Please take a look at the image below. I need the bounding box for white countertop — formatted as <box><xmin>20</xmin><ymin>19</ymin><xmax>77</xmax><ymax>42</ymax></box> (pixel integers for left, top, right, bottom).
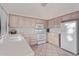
<box><xmin>0</xmin><ymin>34</ymin><xmax>34</xmax><ymax>56</ymax></box>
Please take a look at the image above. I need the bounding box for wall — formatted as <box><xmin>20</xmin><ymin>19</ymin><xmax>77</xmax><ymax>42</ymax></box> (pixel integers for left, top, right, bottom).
<box><xmin>0</xmin><ymin>5</ymin><xmax>9</xmax><ymax>39</ymax></box>
<box><xmin>9</xmin><ymin>14</ymin><xmax>48</xmax><ymax>45</ymax></box>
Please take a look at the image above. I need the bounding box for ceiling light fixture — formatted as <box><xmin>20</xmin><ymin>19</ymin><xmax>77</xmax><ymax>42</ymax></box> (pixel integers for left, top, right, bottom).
<box><xmin>41</xmin><ymin>3</ymin><xmax>48</xmax><ymax>7</ymax></box>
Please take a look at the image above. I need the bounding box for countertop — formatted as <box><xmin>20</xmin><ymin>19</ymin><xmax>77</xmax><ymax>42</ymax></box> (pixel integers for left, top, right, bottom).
<box><xmin>0</xmin><ymin>34</ymin><xmax>34</xmax><ymax>56</ymax></box>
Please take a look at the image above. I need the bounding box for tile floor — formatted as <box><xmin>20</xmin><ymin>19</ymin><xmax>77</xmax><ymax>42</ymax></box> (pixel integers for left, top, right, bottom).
<box><xmin>31</xmin><ymin>43</ymin><xmax>77</xmax><ymax>56</ymax></box>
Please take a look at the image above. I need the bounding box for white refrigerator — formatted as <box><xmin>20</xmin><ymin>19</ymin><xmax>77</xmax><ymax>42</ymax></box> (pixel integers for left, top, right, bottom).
<box><xmin>61</xmin><ymin>20</ymin><xmax>79</xmax><ymax>54</ymax></box>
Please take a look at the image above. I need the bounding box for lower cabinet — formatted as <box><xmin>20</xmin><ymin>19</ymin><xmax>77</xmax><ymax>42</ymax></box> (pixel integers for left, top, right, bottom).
<box><xmin>29</xmin><ymin>34</ymin><xmax>37</xmax><ymax>45</ymax></box>
<box><xmin>22</xmin><ymin>33</ymin><xmax>37</xmax><ymax>46</ymax></box>
<box><xmin>48</xmin><ymin>33</ymin><xmax>59</xmax><ymax>47</ymax></box>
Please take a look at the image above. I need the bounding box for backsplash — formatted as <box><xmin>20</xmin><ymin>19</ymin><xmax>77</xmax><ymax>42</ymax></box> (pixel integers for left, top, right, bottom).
<box><xmin>50</xmin><ymin>27</ymin><xmax>61</xmax><ymax>33</ymax></box>
<box><xmin>9</xmin><ymin>27</ymin><xmax>36</xmax><ymax>34</ymax></box>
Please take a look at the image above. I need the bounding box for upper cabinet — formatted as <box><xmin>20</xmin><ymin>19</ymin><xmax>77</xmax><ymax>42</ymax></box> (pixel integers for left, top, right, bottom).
<box><xmin>71</xmin><ymin>11</ymin><xmax>79</xmax><ymax>19</ymax></box>
<box><xmin>48</xmin><ymin>20</ymin><xmax>55</xmax><ymax>28</ymax></box>
<box><xmin>44</xmin><ymin>20</ymin><xmax>48</xmax><ymax>28</ymax></box>
<box><xmin>9</xmin><ymin>15</ymin><xmax>48</xmax><ymax>28</ymax></box>
<box><xmin>9</xmin><ymin>15</ymin><xmax>36</xmax><ymax>28</ymax></box>
<box><xmin>54</xmin><ymin>17</ymin><xmax>62</xmax><ymax>28</ymax></box>
<box><xmin>48</xmin><ymin>17</ymin><xmax>62</xmax><ymax>28</ymax></box>
<box><xmin>62</xmin><ymin>14</ymin><xmax>72</xmax><ymax>21</ymax></box>
<box><xmin>36</xmin><ymin>20</ymin><xmax>48</xmax><ymax>28</ymax></box>
<box><xmin>9</xmin><ymin>15</ymin><xmax>18</xmax><ymax>27</ymax></box>
<box><xmin>62</xmin><ymin>11</ymin><xmax>79</xmax><ymax>21</ymax></box>
<box><xmin>48</xmin><ymin>11</ymin><xmax>79</xmax><ymax>29</ymax></box>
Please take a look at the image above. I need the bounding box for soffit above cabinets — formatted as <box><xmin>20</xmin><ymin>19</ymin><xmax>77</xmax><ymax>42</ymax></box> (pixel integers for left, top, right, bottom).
<box><xmin>1</xmin><ymin>3</ymin><xmax>79</xmax><ymax>20</ymax></box>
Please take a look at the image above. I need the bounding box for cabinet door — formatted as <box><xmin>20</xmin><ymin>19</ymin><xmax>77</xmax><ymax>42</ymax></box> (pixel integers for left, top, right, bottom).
<box><xmin>62</xmin><ymin>14</ymin><xmax>72</xmax><ymax>21</ymax></box>
<box><xmin>22</xmin><ymin>33</ymin><xmax>37</xmax><ymax>45</ymax></box>
<box><xmin>9</xmin><ymin>15</ymin><xmax>18</xmax><ymax>27</ymax></box>
<box><xmin>18</xmin><ymin>16</ymin><xmax>24</xmax><ymax>28</ymax></box>
<box><xmin>36</xmin><ymin>20</ymin><xmax>45</xmax><ymax>28</ymax></box>
<box><xmin>48</xmin><ymin>20</ymin><xmax>52</xmax><ymax>28</ymax></box>
<box><xmin>22</xmin><ymin>33</ymin><xmax>30</xmax><ymax>44</ymax></box>
<box><xmin>30</xmin><ymin>34</ymin><xmax>37</xmax><ymax>45</ymax></box>
<box><xmin>71</xmin><ymin>11</ymin><xmax>79</xmax><ymax>19</ymax></box>
<box><xmin>54</xmin><ymin>17</ymin><xmax>62</xmax><ymax>28</ymax></box>
<box><xmin>49</xmin><ymin>20</ymin><xmax>55</xmax><ymax>28</ymax></box>
<box><xmin>36</xmin><ymin>20</ymin><xmax>43</xmax><ymax>24</ymax></box>
<box><xmin>31</xmin><ymin>19</ymin><xmax>36</xmax><ymax>28</ymax></box>
<box><xmin>43</xmin><ymin>20</ymin><xmax>48</xmax><ymax>28</ymax></box>
<box><xmin>48</xmin><ymin>33</ymin><xmax>59</xmax><ymax>47</ymax></box>
<box><xmin>24</xmin><ymin>18</ymin><xmax>35</xmax><ymax>28</ymax></box>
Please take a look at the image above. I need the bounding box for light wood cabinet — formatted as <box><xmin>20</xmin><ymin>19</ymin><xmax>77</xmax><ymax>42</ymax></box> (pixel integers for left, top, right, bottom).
<box><xmin>18</xmin><ymin>16</ymin><xmax>24</xmax><ymax>27</ymax></box>
<box><xmin>48</xmin><ymin>20</ymin><xmax>55</xmax><ymax>28</ymax></box>
<box><xmin>9</xmin><ymin>15</ymin><xmax>37</xmax><ymax>28</ymax></box>
<box><xmin>44</xmin><ymin>20</ymin><xmax>48</xmax><ymax>28</ymax></box>
<box><xmin>30</xmin><ymin>34</ymin><xmax>37</xmax><ymax>45</ymax></box>
<box><xmin>9</xmin><ymin>15</ymin><xmax>18</xmax><ymax>27</ymax></box>
<box><xmin>24</xmin><ymin>18</ymin><xmax>31</xmax><ymax>28</ymax></box>
<box><xmin>62</xmin><ymin>14</ymin><xmax>72</xmax><ymax>21</ymax></box>
<box><xmin>9</xmin><ymin>14</ymin><xmax>48</xmax><ymax>46</ymax></box>
<box><xmin>48</xmin><ymin>20</ymin><xmax>52</xmax><ymax>28</ymax></box>
<box><xmin>71</xmin><ymin>11</ymin><xmax>79</xmax><ymax>20</ymax></box>
<box><xmin>22</xmin><ymin>33</ymin><xmax>37</xmax><ymax>45</ymax></box>
<box><xmin>9</xmin><ymin>15</ymin><xmax>48</xmax><ymax>28</ymax></box>
<box><xmin>54</xmin><ymin>17</ymin><xmax>62</xmax><ymax>28</ymax></box>
<box><xmin>22</xmin><ymin>33</ymin><xmax>30</xmax><ymax>44</ymax></box>
<box><xmin>62</xmin><ymin>12</ymin><xmax>79</xmax><ymax>21</ymax></box>
<box><xmin>30</xmin><ymin>19</ymin><xmax>36</xmax><ymax>28</ymax></box>
<box><xmin>36</xmin><ymin>20</ymin><xmax>43</xmax><ymax>24</ymax></box>
<box><xmin>48</xmin><ymin>33</ymin><xmax>59</xmax><ymax>47</ymax></box>
<box><xmin>36</xmin><ymin>20</ymin><xmax>48</xmax><ymax>28</ymax></box>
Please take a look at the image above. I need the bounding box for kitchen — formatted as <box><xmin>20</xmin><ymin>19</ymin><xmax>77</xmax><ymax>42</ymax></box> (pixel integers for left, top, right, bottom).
<box><xmin>0</xmin><ymin>3</ymin><xmax>79</xmax><ymax>56</ymax></box>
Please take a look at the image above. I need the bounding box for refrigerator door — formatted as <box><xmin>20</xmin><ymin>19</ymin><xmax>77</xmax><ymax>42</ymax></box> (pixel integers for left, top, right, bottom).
<box><xmin>61</xmin><ymin>21</ymin><xmax>78</xmax><ymax>54</ymax></box>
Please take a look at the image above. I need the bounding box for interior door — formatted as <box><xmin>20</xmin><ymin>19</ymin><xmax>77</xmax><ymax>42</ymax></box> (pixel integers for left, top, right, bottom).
<box><xmin>61</xmin><ymin>21</ymin><xmax>78</xmax><ymax>54</ymax></box>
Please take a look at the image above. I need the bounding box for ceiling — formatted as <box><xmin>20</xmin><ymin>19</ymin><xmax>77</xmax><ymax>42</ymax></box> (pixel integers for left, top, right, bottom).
<box><xmin>1</xmin><ymin>3</ymin><xmax>79</xmax><ymax>20</ymax></box>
